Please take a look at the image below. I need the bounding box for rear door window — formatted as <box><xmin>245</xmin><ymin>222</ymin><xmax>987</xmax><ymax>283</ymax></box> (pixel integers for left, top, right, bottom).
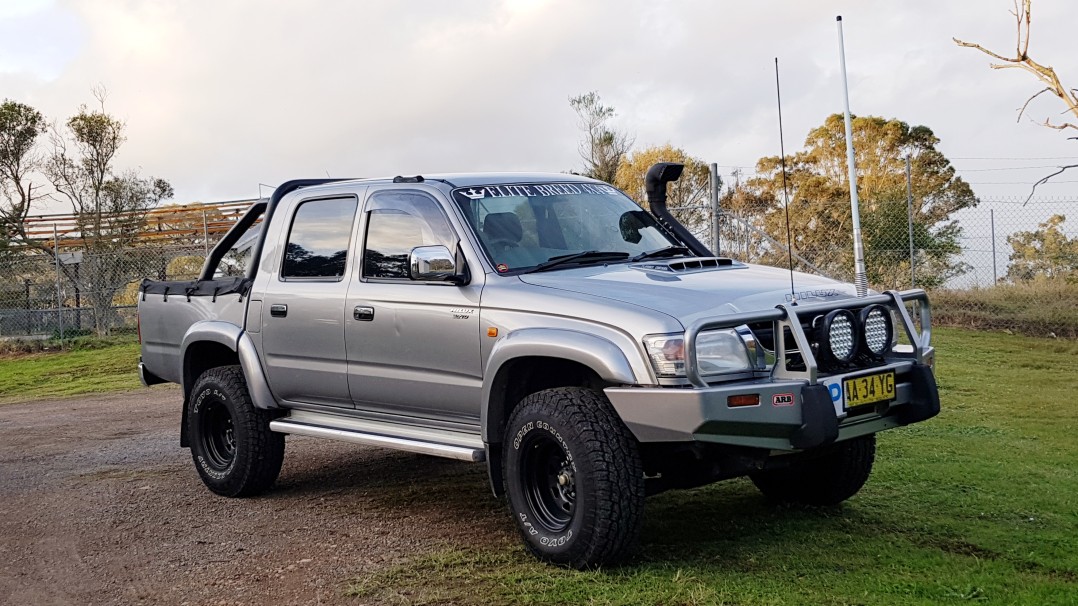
<box><xmin>281</xmin><ymin>197</ymin><xmax>358</xmax><ymax>279</ymax></box>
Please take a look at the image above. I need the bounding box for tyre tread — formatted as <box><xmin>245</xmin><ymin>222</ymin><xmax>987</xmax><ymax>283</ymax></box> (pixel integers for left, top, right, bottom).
<box><xmin>504</xmin><ymin>387</ymin><xmax>644</xmax><ymax>568</ymax></box>
<box><xmin>189</xmin><ymin>365</ymin><xmax>284</xmax><ymax>497</ymax></box>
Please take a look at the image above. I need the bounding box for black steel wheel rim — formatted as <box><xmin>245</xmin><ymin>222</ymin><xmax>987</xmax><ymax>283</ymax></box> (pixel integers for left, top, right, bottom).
<box><xmin>519</xmin><ymin>432</ymin><xmax>575</xmax><ymax>533</ymax></box>
<box><xmin>199</xmin><ymin>399</ymin><xmax>236</xmax><ymax>471</ymax></box>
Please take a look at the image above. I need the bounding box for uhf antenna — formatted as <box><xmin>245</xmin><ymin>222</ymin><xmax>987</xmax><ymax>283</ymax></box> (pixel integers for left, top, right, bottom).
<box><xmin>837</xmin><ymin>16</ymin><xmax>869</xmax><ymax>297</ymax></box>
<box><xmin>774</xmin><ymin>57</ymin><xmax>797</xmax><ymax>305</ymax></box>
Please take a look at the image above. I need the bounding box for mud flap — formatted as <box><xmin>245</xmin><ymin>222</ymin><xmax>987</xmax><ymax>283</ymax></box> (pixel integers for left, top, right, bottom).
<box><xmin>180</xmin><ymin>396</ymin><xmax>190</xmax><ymax>448</ymax></box>
<box><xmin>486</xmin><ymin>443</ymin><xmax>504</xmax><ymax>497</ymax></box>
<box><xmin>790</xmin><ymin>384</ymin><xmax>839</xmax><ymax>450</ymax></box>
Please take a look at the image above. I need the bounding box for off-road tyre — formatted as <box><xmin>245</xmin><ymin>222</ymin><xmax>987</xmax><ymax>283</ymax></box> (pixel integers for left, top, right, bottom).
<box><xmin>187</xmin><ymin>365</ymin><xmax>284</xmax><ymax>497</ymax></box>
<box><xmin>503</xmin><ymin>387</ymin><xmax>644</xmax><ymax>569</ymax></box>
<box><xmin>750</xmin><ymin>434</ymin><xmax>876</xmax><ymax>506</ymax></box>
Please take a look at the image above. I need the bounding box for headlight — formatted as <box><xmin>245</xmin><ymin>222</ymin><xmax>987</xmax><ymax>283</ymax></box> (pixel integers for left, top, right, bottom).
<box><xmin>644</xmin><ymin>329</ymin><xmax>753</xmax><ymax>379</ymax></box>
<box><xmin>858</xmin><ymin>304</ymin><xmax>893</xmax><ymax>356</ymax></box>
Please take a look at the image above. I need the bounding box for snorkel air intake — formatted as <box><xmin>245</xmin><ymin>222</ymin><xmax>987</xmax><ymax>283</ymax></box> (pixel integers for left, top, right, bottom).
<box><xmin>645</xmin><ymin>162</ymin><xmax>712</xmax><ymax>257</ymax></box>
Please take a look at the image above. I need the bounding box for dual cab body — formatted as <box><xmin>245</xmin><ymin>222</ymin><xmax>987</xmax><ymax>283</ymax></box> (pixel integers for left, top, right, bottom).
<box><xmin>138</xmin><ymin>170</ymin><xmax>939</xmax><ymax>568</ymax></box>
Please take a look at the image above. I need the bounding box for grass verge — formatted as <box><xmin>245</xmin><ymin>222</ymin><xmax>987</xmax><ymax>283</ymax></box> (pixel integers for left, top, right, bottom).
<box><xmin>347</xmin><ymin>328</ymin><xmax>1078</xmax><ymax>605</ymax></box>
<box><xmin>932</xmin><ymin>280</ymin><xmax>1078</xmax><ymax>338</ymax></box>
<box><xmin>0</xmin><ymin>336</ymin><xmax>141</xmax><ymax>403</ymax></box>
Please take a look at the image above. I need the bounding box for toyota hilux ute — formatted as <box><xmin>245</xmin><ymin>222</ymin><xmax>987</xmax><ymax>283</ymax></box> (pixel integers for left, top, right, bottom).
<box><xmin>136</xmin><ymin>163</ymin><xmax>939</xmax><ymax>569</ymax></box>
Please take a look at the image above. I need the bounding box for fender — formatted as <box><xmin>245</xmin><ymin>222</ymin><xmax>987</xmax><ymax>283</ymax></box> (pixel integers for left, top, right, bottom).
<box><xmin>180</xmin><ymin>320</ymin><xmax>278</xmax><ymax>410</ymax></box>
<box><xmin>480</xmin><ymin>328</ymin><xmax>639</xmax><ymax>444</ymax></box>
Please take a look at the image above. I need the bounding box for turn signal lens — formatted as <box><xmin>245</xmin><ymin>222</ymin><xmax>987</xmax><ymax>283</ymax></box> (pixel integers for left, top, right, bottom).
<box><xmin>728</xmin><ymin>394</ymin><xmax>760</xmax><ymax>407</ymax></box>
<box><xmin>643</xmin><ymin>334</ymin><xmax>686</xmax><ymax>377</ymax></box>
<box><xmin>662</xmin><ymin>339</ymin><xmax>684</xmax><ymax>361</ymax></box>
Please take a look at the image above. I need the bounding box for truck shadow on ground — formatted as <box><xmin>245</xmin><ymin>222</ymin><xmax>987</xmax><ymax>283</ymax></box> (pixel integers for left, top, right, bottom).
<box><xmin>262</xmin><ymin>438</ymin><xmax>948</xmax><ymax>570</ymax></box>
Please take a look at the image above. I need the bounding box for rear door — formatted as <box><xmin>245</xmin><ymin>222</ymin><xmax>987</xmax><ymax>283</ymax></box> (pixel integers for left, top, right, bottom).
<box><xmin>345</xmin><ymin>188</ymin><xmax>484</xmax><ymax>424</ymax></box>
<box><xmin>260</xmin><ymin>193</ymin><xmax>361</xmax><ymax>408</ymax></box>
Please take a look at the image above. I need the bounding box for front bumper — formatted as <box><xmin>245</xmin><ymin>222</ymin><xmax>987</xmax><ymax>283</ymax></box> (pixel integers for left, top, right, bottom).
<box><xmin>604</xmin><ymin>361</ymin><xmax>940</xmax><ymax>451</ymax></box>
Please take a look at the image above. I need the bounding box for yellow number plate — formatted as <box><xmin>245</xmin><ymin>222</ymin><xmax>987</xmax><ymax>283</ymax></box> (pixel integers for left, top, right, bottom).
<box><xmin>843</xmin><ymin>370</ymin><xmax>896</xmax><ymax>409</ymax></box>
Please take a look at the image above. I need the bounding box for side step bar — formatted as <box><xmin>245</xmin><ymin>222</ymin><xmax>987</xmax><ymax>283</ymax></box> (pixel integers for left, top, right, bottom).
<box><xmin>269</xmin><ymin>410</ymin><xmax>485</xmax><ymax>463</ymax></box>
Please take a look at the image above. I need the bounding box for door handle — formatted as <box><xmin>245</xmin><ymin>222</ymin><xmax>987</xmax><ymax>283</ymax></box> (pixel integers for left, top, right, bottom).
<box><xmin>353</xmin><ymin>305</ymin><xmax>374</xmax><ymax>321</ymax></box>
<box><xmin>269</xmin><ymin>304</ymin><xmax>288</xmax><ymax>318</ymax></box>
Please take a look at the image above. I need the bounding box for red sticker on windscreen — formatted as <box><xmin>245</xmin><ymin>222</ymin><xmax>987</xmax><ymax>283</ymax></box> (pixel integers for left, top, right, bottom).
<box><xmin>496</xmin><ymin>264</ymin><xmax>509</xmax><ymax>273</ymax></box>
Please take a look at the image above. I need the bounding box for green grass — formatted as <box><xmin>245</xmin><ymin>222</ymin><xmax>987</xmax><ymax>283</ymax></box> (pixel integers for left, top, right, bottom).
<box><xmin>0</xmin><ymin>337</ymin><xmax>141</xmax><ymax>403</ymax></box>
<box><xmin>347</xmin><ymin>328</ymin><xmax>1078</xmax><ymax>605</ymax></box>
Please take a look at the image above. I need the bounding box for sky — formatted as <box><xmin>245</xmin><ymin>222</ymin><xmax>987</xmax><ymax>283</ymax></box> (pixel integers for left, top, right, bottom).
<box><xmin>2</xmin><ymin>0</ymin><xmax>1078</xmax><ymax>213</ymax></box>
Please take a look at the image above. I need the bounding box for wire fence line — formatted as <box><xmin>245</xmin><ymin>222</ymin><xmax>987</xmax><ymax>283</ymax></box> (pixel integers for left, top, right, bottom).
<box><xmin>0</xmin><ymin>243</ymin><xmax>207</xmax><ymax>338</ymax></box>
<box><xmin>719</xmin><ymin>198</ymin><xmax>1075</xmax><ymax>288</ymax></box>
<box><xmin>0</xmin><ymin>196</ymin><xmax>1074</xmax><ymax>339</ymax></box>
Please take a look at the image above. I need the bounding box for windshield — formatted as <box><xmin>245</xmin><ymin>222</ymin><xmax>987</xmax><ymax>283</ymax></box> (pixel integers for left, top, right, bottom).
<box><xmin>453</xmin><ymin>182</ymin><xmax>679</xmax><ymax>273</ymax></box>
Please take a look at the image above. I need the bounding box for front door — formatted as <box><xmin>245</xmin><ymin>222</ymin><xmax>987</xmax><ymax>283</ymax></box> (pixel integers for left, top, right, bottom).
<box><xmin>260</xmin><ymin>195</ymin><xmax>360</xmax><ymax>408</ymax></box>
<box><xmin>345</xmin><ymin>189</ymin><xmax>483</xmax><ymax>424</ymax></box>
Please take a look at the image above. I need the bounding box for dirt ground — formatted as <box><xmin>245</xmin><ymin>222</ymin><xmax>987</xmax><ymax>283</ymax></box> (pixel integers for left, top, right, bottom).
<box><xmin>0</xmin><ymin>387</ymin><xmax>513</xmax><ymax>605</ymax></box>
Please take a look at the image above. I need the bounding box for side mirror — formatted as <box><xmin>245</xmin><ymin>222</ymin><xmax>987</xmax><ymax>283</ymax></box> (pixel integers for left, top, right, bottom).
<box><xmin>409</xmin><ymin>245</ymin><xmax>464</xmax><ymax>283</ymax></box>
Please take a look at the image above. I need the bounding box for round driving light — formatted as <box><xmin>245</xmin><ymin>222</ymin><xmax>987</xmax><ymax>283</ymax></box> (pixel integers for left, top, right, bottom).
<box><xmin>818</xmin><ymin>309</ymin><xmax>859</xmax><ymax>363</ymax></box>
<box><xmin>859</xmin><ymin>304</ymin><xmax>893</xmax><ymax>356</ymax></box>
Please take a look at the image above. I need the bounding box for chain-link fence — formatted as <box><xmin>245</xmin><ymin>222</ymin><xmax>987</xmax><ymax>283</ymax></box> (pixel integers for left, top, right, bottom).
<box><xmin>1</xmin><ymin>195</ymin><xmax>1074</xmax><ymax>339</ymax></box>
<box><xmin>691</xmin><ymin>196</ymin><xmax>1076</xmax><ymax>337</ymax></box>
<box><xmin>0</xmin><ymin>244</ymin><xmax>206</xmax><ymax>338</ymax></box>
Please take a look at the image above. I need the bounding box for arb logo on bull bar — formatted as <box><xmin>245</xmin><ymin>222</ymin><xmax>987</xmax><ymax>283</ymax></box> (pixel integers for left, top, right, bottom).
<box><xmin>772</xmin><ymin>393</ymin><xmax>795</xmax><ymax>407</ymax></box>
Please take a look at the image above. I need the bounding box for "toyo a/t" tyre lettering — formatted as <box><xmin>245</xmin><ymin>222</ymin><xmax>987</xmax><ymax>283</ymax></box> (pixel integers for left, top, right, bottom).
<box><xmin>503</xmin><ymin>387</ymin><xmax>644</xmax><ymax>569</ymax></box>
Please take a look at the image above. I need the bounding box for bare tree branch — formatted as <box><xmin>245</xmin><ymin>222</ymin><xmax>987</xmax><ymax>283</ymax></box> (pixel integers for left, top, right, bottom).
<box><xmin>953</xmin><ymin>38</ymin><xmax>1018</xmax><ymax>64</ymax></box>
<box><xmin>1020</xmin><ymin>0</ymin><xmax>1032</xmax><ymax>57</ymax></box>
<box><xmin>955</xmin><ymin>1</ymin><xmax>1078</xmax><ymax>122</ymax></box>
<box><xmin>1041</xmin><ymin>118</ymin><xmax>1078</xmax><ymax>131</ymax></box>
<box><xmin>1017</xmin><ymin>87</ymin><xmax>1052</xmax><ymax>122</ymax></box>
<box><xmin>1024</xmin><ymin>163</ymin><xmax>1078</xmax><ymax>205</ymax></box>
<box><xmin>956</xmin><ymin>1</ymin><xmax>1078</xmax><ymax>202</ymax></box>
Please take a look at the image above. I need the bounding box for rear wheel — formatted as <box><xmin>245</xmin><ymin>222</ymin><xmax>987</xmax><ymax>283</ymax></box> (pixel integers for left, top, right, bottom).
<box><xmin>188</xmin><ymin>365</ymin><xmax>284</xmax><ymax>497</ymax></box>
<box><xmin>750</xmin><ymin>434</ymin><xmax>876</xmax><ymax>506</ymax></box>
<box><xmin>503</xmin><ymin>387</ymin><xmax>644</xmax><ymax>569</ymax></box>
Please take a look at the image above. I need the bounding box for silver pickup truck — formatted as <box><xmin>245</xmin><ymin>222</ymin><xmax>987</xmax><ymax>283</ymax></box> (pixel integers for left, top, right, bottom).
<box><xmin>137</xmin><ymin>163</ymin><xmax>939</xmax><ymax>569</ymax></box>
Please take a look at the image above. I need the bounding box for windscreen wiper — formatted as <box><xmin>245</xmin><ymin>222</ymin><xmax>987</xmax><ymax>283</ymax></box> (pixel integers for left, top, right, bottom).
<box><xmin>524</xmin><ymin>250</ymin><xmax>630</xmax><ymax>273</ymax></box>
<box><xmin>630</xmin><ymin>246</ymin><xmax>692</xmax><ymax>262</ymax></box>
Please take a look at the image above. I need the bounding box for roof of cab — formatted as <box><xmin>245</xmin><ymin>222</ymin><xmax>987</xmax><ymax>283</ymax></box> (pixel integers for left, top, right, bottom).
<box><xmin>336</xmin><ymin>172</ymin><xmax>604</xmax><ymax>189</ymax></box>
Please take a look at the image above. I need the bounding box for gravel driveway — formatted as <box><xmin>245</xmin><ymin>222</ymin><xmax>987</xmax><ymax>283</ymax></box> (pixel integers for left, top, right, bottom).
<box><xmin>0</xmin><ymin>387</ymin><xmax>510</xmax><ymax>605</ymax></box>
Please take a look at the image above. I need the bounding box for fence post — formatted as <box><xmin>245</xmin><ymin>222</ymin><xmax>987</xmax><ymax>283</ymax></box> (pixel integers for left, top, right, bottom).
<box><xmin>709</xmin><ymin>163</ymin><xmax>720</xmax><ymax>255</ymax></box>
<box><xmin>991</xmin><ymin>208</ymin><xmax>997</xmax><ymax>284</ymax></box>
<box><xmin>203</xmin><ymin>209</ymin><xmax>210</xmax><ymax>255</ymax></box>
<box><xmin>905</xmin><ymin>155</ymin><xmax>915</xmax><ymax>288</ymax></box>
<box><xmin>53</xmin><ymin>224</ymin><xmax>63</xmax><ymax>344</ymax></box>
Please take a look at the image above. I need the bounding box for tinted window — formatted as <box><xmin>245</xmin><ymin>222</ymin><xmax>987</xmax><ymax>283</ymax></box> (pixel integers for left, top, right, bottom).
<box><xmin>363</xmin><ymin>192</ymin><xmax>456</xmax><ymax>279</ymax></box>
<box><xmin>281</xmin><ymin>198</ymin><xmax>357</xmax><ymax>278</ymax></box>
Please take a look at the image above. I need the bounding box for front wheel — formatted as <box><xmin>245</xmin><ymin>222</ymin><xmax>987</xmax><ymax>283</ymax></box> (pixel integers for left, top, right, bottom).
<box><xmin>188</xmin><ymin>365</ymin><xmax>285</xmax><ymax>497</ymax></box>
<box><xmin>750</xmin><ymin>434</ymin><xmax>876</xmax><ymax>506</ymax></box>
<box><xmin>503</xmin><ymin>387</ymin><xmax>644</xmax><ymax>569</ymax></box>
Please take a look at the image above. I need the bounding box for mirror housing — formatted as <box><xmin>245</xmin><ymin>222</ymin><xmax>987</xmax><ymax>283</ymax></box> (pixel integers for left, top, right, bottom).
<box><xmin>409</xmin><ymin>245</ymin><xmax>466</xmax><ymax>284</ymax></box>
